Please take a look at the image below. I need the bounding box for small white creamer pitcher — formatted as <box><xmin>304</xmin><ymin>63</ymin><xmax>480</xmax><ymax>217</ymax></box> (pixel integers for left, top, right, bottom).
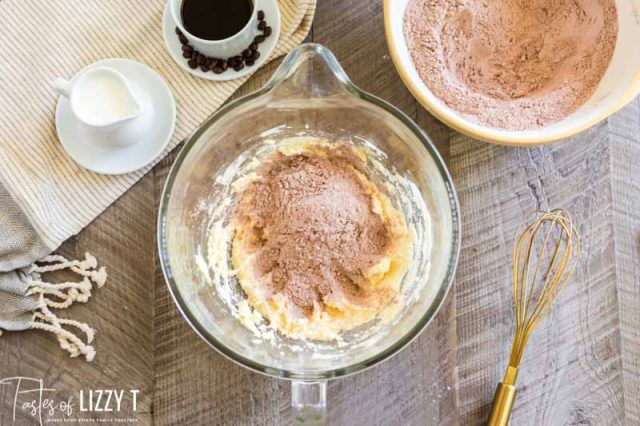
<box><xmin>54</xmin><ymin>67</ymin><xmax>146</xmax><ymax>147</ymax></box>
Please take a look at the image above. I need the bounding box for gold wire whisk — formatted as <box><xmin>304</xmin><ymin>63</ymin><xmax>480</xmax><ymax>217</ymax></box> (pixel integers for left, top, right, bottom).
<box><xmin>488</xmin><ymin>209</ymin><xmax>580</xmax><ymax>426</ymax></box>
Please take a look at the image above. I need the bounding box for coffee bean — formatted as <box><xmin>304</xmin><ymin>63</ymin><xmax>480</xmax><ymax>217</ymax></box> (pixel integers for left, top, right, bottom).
<box><xmin>243</xmin><ymin>49</ymin><xmax>252</xmax><ymax>59</ymax></box>
<box><xmin>213</xmin><ymin>66</ymin><xmax>224</xmax><ymax>74</ymax></box>
<box><xmin>182</xmin><ymin>51</ymin><xmax>191</xmax><ymax>59</ymax></box>
<box><xmin>205</xmin><ymin>57</ymin><xmax>214</xmax><ymax>66</ymax></box>
<box><xmin>254</xmin><ymin>35</ymin><xmax>265</xmax><ymax>44</ymax></box>
<box><xmin>188</xmin><ymin>59</ymin><xmax>197</xmax><ymax>69</ymax></box>
<box><xmin>191</xmin><ymin>51</ymin><xmax>198</xmax><ymax>60</ymax></box>
<box><xmin>175</xmin><ymin>27</ymin><xmax>183</xmax><ymax>36</ymax></box>
<box><xmin>263</xmin><ymin>26</ymin><xmax>272</xmax><ymax>37</ymax></box>
<box><xmin>179</xmin><ymin>33</ymin><xmax>188</xmax><ymax>44</ymax></box>
<box><xmin>220</xmin><ymin>60</ymin><xmax>228</xmax><ymax>70</ymax></box>
<box><xmin>257</xmin><ymin>10</ymin><xmax>265</xmax><ymax>20</ymax></box>
<box><xmin>197</xmin><ymin>54</ymin><xmax>205</xmax><ymax>65</ymax></box>
<box><xmin>249</xmin><ymin>42</ymin><xmax>258</xmax><ymax>51</ymax></box>
<box><xmin>233</xmin><ymin>62</ymin><xmax>245</xmax><ymax>71</ymax></box>
<box><xmin>258</xmin><ymin>20</ymin><xmax>267</xmax><ymax>30</ymax></box>
<box><xmin>251</xmin><ymin>50</ymin><xmax>260</xmax><ymax>61</ymax></box>
<box><xmin>245</xmin><ymin>59</ymin><xmax>255</xmax><ymax>66</ymax></box>
<box><xmin>182</xmin><ymin>44</ymin><xmax>193</xmax><ymax>53</ymax></box>
<box><xmin>233</xmin><ymin>55</ymin><xmax>243</xmax><ymax>63</ymax></box>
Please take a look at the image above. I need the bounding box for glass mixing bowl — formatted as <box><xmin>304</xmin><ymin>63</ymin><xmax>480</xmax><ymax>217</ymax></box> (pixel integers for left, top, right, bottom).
<box><xmin>158</xmin><ymin>43</ymin><xmax>460</xmax><ymax>423</ymax></box>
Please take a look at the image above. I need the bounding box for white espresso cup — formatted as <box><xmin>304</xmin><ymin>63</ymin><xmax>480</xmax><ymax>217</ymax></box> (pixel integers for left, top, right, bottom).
<box><xmin>170</xmin><ymin>0</ymin><xmax>264</xmax><ymax>58</ymax></box>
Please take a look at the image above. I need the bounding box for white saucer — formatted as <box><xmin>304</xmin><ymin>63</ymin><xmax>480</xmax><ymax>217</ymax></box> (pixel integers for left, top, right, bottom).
<box><xmin>56</xmin><ymin>59</ymin><xmax>176</xmax><ymax>175</ymax></box>
<box><xmin>162</xmin><ymin>0</ymin><xmax>281</xmax><ymax>81</ymax></box>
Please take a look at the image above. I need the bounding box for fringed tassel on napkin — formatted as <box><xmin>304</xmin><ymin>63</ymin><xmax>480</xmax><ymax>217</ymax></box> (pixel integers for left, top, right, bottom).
<box><xmin>26</xmin><ymin>253</ymin><xmax>107</xmax><ymax>361</ymax></box>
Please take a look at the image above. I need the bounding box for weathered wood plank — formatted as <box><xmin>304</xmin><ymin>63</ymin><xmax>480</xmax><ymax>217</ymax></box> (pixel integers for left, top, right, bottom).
<box><xmin>609</xmin><ymin>98</ymin><xmax>640</xmax><ymax>425</ymax></box>
<box><xmin>449</xmin><ymin>107</ymin><xmax>637</xmax><ymax>424</ymax></box>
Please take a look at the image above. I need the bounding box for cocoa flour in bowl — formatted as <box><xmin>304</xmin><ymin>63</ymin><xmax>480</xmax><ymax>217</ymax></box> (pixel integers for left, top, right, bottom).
<box><xmin>404</xmin><ymin>0</ymin><xmax>618</xmax><ymax>130</ymax></box>
<box><xmin>235</xmin><ymin>150</ymin><xmax>391</xmax><ymax>313</ymax></box>
<box><xmin>229</xmin><ymin>139</ymin><xmax>413</xmax><ymax>341</ymax></box>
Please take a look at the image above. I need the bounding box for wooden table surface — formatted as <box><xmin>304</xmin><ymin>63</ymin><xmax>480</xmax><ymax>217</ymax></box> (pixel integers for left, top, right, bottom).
<box><xmin>2</xmin><ymin>1</ymin><xmax>639</xmax><ymax>425</ymax></box>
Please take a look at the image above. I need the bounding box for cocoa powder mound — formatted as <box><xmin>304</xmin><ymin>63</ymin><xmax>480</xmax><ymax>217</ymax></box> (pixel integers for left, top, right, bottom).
<box><xmin>234</xmin><ymin>150</ymin><xmax>390</xmax><ymax>313</ymax></box>
<box><xmin>404</xmin><ymin>0</ymin><xmax>618</xmax><ymax>130</ymax></box>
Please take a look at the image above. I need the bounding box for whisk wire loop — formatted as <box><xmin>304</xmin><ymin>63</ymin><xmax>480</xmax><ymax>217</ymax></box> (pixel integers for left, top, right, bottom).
<box><xmin>507</xmin><ymin>209</ymin><xmax>580</xmax><ymax>372</ymax></box>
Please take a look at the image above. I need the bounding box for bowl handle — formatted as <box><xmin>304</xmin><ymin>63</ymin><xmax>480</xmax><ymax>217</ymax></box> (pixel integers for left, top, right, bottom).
<box><xmin>292</xmin><ymin>380</ymin><xmax>327</xmax><ymax>425</ymax></box>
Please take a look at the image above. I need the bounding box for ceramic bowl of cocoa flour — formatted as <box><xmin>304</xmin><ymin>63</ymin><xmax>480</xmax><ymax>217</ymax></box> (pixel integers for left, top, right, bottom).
<box><xmin>385</xmin><ymin>0</ymin><xmax>640</xmax><ymax>145</ymax></box>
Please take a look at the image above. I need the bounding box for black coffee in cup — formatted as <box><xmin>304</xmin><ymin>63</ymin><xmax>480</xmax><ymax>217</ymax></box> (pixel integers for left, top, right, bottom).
<box><xmin>180</xmin><ymin>0</ymin><xmax>254</xmax><ymax>41</ymax></box>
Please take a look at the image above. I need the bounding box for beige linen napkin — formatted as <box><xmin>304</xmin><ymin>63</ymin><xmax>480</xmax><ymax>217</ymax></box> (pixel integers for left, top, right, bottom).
<box><xmin>0</xmin><ymin>0</ymin><xmax>315</xmax><ymax>360</ymax></box>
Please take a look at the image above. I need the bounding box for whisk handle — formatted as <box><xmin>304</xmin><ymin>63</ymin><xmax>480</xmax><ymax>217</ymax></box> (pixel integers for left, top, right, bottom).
<box><xmin>488</xmin><ymin>382</ymin><xmax>516</xmax><ymax>426</ymax></box>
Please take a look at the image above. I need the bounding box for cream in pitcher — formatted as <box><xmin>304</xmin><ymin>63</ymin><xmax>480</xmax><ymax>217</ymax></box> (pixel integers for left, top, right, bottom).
<box><xmin>53</xmin><ymin>67</ymin><xmax>147</xmax><ymax>147</ymax></box>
